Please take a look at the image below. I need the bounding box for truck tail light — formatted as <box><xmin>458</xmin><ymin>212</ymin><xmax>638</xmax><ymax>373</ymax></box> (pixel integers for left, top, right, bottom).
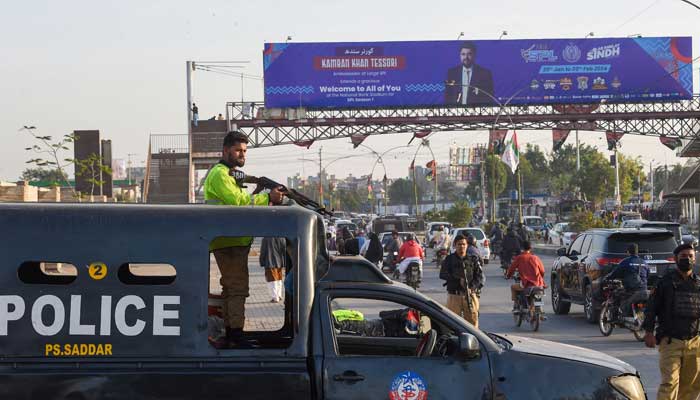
<box><xmin>596</xmin><ymin>257</ymin><xmax>624</xmax><ymax>266</ymax></box>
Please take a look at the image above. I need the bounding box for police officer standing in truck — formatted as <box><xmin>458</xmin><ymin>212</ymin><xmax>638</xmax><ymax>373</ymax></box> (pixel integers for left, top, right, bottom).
<box><xmin>204</xmin><ymin>131</ymin><xmax>284</xmax><ymax>348</ymax></box>
<box><xmin>643</xmin><ymin>243</ymin><xmax>700</xmax><ymax>399</ymax></box>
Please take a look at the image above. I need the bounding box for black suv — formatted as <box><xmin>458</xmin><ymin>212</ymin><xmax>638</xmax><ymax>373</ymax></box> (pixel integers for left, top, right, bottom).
<box><xmin>551</xmin><ymin>228</ymin><xmax>679</xmax><ymax>323</ymax></box>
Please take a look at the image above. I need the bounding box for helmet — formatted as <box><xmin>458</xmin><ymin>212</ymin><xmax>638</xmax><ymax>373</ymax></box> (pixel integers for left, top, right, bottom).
<box><xmin>405</xmin><ymin>233</ymin><xmax>415</xmax><ymax>242</ymax></box>
<box><xmin>466</xmin><ymin>235</ymin><xmax>476</xmax><ymax>246</ymax></box>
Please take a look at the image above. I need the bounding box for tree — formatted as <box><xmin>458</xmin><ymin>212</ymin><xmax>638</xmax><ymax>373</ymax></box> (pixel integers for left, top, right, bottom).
<box><xmin>445</xmin><ymin>201</ymin><xmax>474</xmax><ymax>227</ymax></box>
<box><xmin>389</xmin><ymin>178</ymin><xmax>423</xmax><ymax>206</ymax></box>
<box><xmin>521</xmin><ymin>144</ymin><xmax>549</xmax><ymax>193</ymax></box>
<box><xmin>19</xmin><ymin>126</ymin><xmax>76</xmax><ymax>195</ymax></box>
<box><xmin>74</xmin><ymin>153</ymin><xmax>112</xmax><ymax>196</ymax></box>
<box><xmin>484</xmin><ymin>155</ymin><xmax>508</xmax><ymax>199</ymax></box>
<box><xmin>438</xmin><ymin>179</ymin><xmax>462</xmax><ymax>203</ymax></box>
<box><xmin>617</xmin><ymin>154</ymin><xmax>645</xmax><ymax>203</ymax></box>
<box><xmin>19</xmin><ymin>168</ymin><xmax>67</xmax><ymax>185</ymax></box>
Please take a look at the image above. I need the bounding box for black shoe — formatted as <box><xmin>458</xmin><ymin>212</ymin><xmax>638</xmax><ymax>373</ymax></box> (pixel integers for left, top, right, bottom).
<box><xmin>228</xmin><ymin>328</ymin><xmax>256</xmax><ymax>349</ymax></box>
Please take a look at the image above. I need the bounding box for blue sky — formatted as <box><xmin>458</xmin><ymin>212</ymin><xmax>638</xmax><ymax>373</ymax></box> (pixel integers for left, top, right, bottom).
<box><xmin>2</xmin><ymin>0</ymin><xmax>696</xmax><ymax>183</ymax></box>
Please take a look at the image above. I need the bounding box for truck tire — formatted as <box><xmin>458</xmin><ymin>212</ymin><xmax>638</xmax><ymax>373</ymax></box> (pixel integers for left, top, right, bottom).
<box><xmin>551</xmin><ymin>278</ymin><xmax>571</xmax><ymax>315</ymax></box>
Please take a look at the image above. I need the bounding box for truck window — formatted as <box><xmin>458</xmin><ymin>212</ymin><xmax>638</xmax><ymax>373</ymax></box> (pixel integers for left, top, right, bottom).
<box><xmin>329</xmin><ymin>298</ymin><xmax>454</xmax><ymax>358</ymax></box>
<box><xmin>18</xmin><ymin>262</ymin><xmax>78</xmax><ymax>285</ymax></box>
<box><xmin>209</xmin><ymin>236</ymin><xmax>294</xmax><ymax>349</ymax></box>
<box><xmin>118</xmin><ymin>263</ymin><xmax>176</xmax><ymax>285</ymax></box>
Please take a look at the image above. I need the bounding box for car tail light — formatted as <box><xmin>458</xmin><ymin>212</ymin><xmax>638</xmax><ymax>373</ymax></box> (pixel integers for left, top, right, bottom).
<box><xmin>484</xmin><ymin>239</ymin><xmax>489</xmax><ymax>247</ymax></box>
<box><xmin>571</xmin><ymin>233</ymin><xmax>578</xmax><ymax>241</ymax></box>
<box><xmin>666</xmin><ymin>256</ymin><xmax>675</xmax><ymax>262</ymax></box>
<box><xmin>596</xmin><ymin>257</ymin><xmax>624</xmax><ymax>266</ymax></box>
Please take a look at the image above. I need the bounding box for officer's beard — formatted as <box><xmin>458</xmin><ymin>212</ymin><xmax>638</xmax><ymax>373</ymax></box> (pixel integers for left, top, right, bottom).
<box><xmin>223</xmin><ymin>153</ymin><xmax>245</xmax><ymax>168</ymax></box>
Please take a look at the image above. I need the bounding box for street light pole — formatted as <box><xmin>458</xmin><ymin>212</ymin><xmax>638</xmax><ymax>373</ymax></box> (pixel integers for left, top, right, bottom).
<box><xmin>614</xmin><ymin>145</ymin><xmax>621</xmax><ymax>208</ymax></box>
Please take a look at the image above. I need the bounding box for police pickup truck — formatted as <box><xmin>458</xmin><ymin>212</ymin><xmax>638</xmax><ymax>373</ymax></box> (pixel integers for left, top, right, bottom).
<box><xmin>0</xmin><ymin>203</ymin><xmax>646</xmax><ymax>399</ymax></box>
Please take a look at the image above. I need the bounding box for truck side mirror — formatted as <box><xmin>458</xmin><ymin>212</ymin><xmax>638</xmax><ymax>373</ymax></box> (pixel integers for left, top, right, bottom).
<box><xmin>556</xmin><ymin>247</ymin><xmax>567</xmax><ymax>257</ymax></box>
<box><xmin>459</xmin><ymin>332</ymin><xmax>480</xmax><ymax>358</ymax></box>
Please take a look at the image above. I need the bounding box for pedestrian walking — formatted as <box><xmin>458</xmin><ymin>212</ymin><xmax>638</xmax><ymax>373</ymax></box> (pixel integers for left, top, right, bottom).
<box><xmin>259</xmin><ymin>237</ymin><xmax>287</xmax><ymax>303</ymax></box>
<box><xmin>643</xmin><ymin>243</ymin><xmax>700</xmax><ymax>399</ymax></box>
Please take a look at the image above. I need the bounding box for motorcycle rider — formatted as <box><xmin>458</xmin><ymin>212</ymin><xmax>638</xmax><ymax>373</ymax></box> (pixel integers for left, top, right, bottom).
<box><xmin>489</xmin><ymin>223</ymin><xmax>504</xmax><ymax>246</ymax></box>
<box><xmin>501</xmin><ymin>227</ymin><xmax>523</xmax><ymax>267</ymax></box>
<box><xmin>384</xmin><ymin>230</ymin><xmax>402</xmax><ymax>270</ymax></box>
<box><xmin>431</xmin><ymin>225</ymin><xmax>444</xmax><ymax>248</ymax></box>
<box><xmin>397</xmin><ymin>233</ymin><xmax>424</xmax><ymax>277</ymax></box>
<box><xmin>439</xmin><ymin>235</ymin><xmax>485</xmax><ymax>328</ymax></box>
<box><xmin>466</xmin><ymin>235</ymin><xmax>483</xmax><ymax>266</ymax></box>
<box><xmin>602</xmin><ymin>243</ymin><xmax>649</xmax><ymax>319</ymax></box>
<box><xmin>505</xmin><ymin>241</ymin><xmax>546</xmax><ymax>312</ymax></box>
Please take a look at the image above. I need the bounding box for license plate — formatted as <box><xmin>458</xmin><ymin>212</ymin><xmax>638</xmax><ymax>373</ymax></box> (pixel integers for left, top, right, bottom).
<box><xmin>533</xmin><ymin>301</ymin><xmax>544</xmax><ymax>306</ymax></box>
<box><xmin>649</xmin><ymin>266</ymin><xmax>657</xmax><ymax>274</ymax></box>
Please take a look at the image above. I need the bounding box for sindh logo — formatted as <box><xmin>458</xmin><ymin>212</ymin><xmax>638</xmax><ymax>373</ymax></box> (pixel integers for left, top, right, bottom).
<box><xmin>562</xmin><ymin>43</ymin><xmax>581</xmax><ymax>63</ymax></box>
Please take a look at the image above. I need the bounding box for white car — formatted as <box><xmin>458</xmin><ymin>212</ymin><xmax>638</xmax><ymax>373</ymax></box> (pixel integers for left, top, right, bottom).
<box><xmin>548</xmin><ymin>222</ymin><xmax>578</xmax><ymax>247</ymax></box>
<box><xmin>450</xmin><ymin>227</ymin><xmax>491</xmax><ymax>264</ymax></box>
<box><xmin>424</xmin><ymin>221</ymin><xmax>452</xmax><ymax>247</ymax></box>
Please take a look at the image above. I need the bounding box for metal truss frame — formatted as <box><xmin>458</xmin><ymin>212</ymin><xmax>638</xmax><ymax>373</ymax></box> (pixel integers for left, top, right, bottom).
<box><xmin>225</xmin><ymin>96</ymin><xmax>700</xmax><ymax>147</ymax></box>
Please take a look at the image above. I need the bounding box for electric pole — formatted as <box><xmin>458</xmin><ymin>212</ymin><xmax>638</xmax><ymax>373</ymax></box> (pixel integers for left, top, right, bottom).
<box><xmin>318</xmin><ymin>147</ymin><xmax>324</xmax><ymax>206</ymax></box>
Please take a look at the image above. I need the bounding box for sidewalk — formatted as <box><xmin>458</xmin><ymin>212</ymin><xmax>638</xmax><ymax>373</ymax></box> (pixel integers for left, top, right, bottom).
<box><xmin>209</xmin><ymin>254</ymin><xmax>285</xmax><ymax>332</ymax></box>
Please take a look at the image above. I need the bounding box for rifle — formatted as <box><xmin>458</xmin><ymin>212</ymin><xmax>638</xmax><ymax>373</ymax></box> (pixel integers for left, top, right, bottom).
<box><xmin>232</xmin><ymin>170</ymin><xmax>333</xmax><ymax>217</ymax></box>
<box><xmin>461</xmin><ymin>259</ymin><xmax>474</xmax><ymax>310</ymax></box>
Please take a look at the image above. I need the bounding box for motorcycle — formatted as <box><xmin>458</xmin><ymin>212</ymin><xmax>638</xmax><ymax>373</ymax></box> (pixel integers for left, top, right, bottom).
<box><xmin>382</xmin><ymin>251</ymin><xmax>398</xmax><ymax>274</ymax></box>
<box><xmin>598</xmin><ymin>279</ymin><xmax>647</xmax><ymax>342</ymax></box>
<box><xmin>392</xmin><ymin>261</ymin><xmax>422</xmax><ymax>290</ymax></box>
<box><xmin>512</xmin><ymin>273</ymin><xmax>546</xmax><ymax>331</ymax></box>
<box><xmin>490</xmin><ymin>240</ymin><xmax>502</xmax><ymax>261</ymax></box>
<box><xmin>435</xmin><ymin>247</ymin><xmax>448</xmax><ymax>267</ymax></box>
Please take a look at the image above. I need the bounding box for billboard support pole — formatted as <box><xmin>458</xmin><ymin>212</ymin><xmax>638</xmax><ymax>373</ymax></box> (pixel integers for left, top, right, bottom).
<box><xmin>186</xmin><ymin>61</ymin><xmax>194</xmax><ymax>203</ymax></box>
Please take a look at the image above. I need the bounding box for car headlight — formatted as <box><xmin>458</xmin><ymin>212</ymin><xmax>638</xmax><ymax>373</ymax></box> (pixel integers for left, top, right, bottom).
<box><xmin>608</xmin><ymin>374</ymin><xmax>645</xmax><ymax>400</ymax></box>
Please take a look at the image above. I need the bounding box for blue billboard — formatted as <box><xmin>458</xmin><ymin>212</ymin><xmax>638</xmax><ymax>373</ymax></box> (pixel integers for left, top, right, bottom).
<box><xmin>263</xmin><ymin>37</ymin><xmax>692</xmax><ymax>108</ymax></box>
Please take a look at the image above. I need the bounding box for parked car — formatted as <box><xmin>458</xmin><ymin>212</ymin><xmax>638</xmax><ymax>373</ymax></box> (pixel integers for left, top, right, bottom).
<box><xmin>551</xmin><ymin>228</ymin><xmax>681</xmax><ymax>323</ymax></box>
<box><xmin>450</xmin><ymin>227</ymin><xmax>491</xmax><ymax>264</ymax></box>
<box><xmin>548</xmin><ymin>222</ymin><xmax>578</xmax><ymax>247</ymax></box>
<box><xmin>424</xmin><ymin>221</ymin><xmax>452</xmax><ymax>247</ymax></box>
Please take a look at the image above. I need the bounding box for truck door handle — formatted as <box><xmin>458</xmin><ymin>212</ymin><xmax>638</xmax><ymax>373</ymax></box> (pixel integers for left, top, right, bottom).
<box><xmin>334</xmin><ymin>371</ymin><xmax>365</xmax><ymax>382</ymax></box>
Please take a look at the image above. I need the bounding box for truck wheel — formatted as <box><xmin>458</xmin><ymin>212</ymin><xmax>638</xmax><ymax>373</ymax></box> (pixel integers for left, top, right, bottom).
<box><xmin>584</xmin><ymin>284</ymin><xmax>599</xmax><ymax>324</ymax></box>
<box><xmin>551</xmin><ymin>278</ymin><xmax>570</xmax><ymax>315</ymax></box>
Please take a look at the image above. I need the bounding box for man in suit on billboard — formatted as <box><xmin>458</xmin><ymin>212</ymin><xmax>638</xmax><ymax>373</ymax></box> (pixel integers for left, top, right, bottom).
<box><xmin>445</xmin><ymin>42</ymin><xmax>495</xmax><ymax>106</ymax></box>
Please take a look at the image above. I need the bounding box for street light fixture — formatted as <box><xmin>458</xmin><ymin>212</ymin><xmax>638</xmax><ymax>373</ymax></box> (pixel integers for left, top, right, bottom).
<box><xmin>585</xmin><ymin>32</ymin><xmax>595</xmax><ymax>39</ymax></box>
<box><xmin>499</xmin><ymin>30</ymin><xmax>508</xmax><ymax>40</ymax></box>
<box><xmin>457</xmin><ymin>32</ymin><xmax>464</xmax><ymax>40</ymax></box>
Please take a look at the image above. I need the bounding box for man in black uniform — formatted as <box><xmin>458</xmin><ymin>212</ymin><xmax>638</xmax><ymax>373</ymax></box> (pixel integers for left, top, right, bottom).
<box><xmin>440</xmin><ymin>235</ymin><xmax>485</xmax><ymax>328</ymax></box>
<box><xmin>643</xmin><ymin>243</ymin><xmax>700</xmax><ymax>399</ymax></box>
